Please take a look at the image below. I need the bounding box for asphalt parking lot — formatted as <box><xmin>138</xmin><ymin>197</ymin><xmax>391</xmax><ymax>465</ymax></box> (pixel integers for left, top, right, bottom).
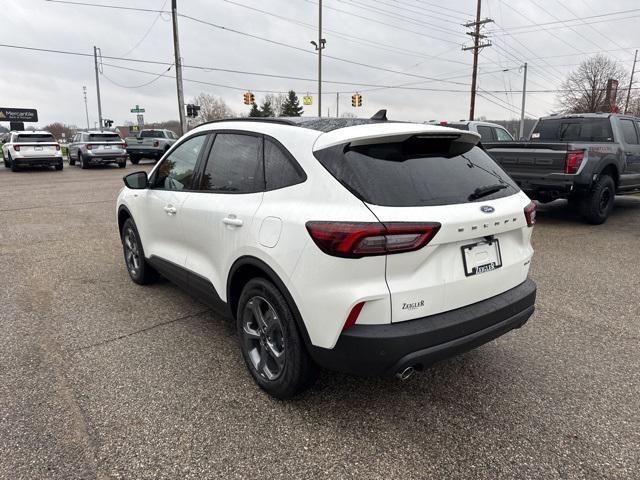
<box><xmin>1</xmin><ymin>162</ymin><xmax>638</xmax><ymax>479</ymax></box>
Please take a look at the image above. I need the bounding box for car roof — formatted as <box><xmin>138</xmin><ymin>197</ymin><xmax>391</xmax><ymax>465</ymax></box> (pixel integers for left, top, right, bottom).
<box><xmin>198</xmin><ymin>117</ymin><xmax>396</xmax><ymax>133</ymax></box>
<box><xmin>11</xmin><ymin>130</ymin><xmax>53</xmax><ymax>135</ymax></box>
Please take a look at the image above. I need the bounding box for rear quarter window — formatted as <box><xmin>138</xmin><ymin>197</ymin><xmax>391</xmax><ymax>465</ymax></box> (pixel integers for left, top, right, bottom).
<box><xmin>314</xmin><ymin>137</ymin><xmax>519</xmax><ymax>207</ymax></box>
<box><xmin>531</xmin><ymin>117</ymin><xmax>614</xmax><ymax>142</ymax></box>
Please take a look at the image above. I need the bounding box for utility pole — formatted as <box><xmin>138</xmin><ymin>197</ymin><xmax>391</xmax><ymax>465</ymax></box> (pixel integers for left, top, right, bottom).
<box><xmin>625</xmin><ymin>49</ymin><xmax>638</xmax><ymax>114</ymax></box>
<box><xmin>93</xmin><ymin>46</ymin><xmax>103</xmax><ymax>130</ymax></box>
<box><xmin>336</xmin><ymin>92</ymin><xmax>339</xmax><ymax>118</ymax></box>
<box><xmin>172</xmin><ymin>0</ymin><xmax>186</xmax><ymax>135</ymax></box>
<box><xmin>462</xmin><ymin>0</ymin><xmax>493</xmax><ymax>121</ymax></box>
<box><xmin>519</xmin><ymin>62</ymin><xmax>528</xmax><ymax>140</ymax></box>
<box><xmin>82</xmin><ymin>86</ymin><xmax>90</xmax><ymax>130</ymax></box>
<box><xmin>310</xmin><ymin>1</ymin><xmax>325</xmax><ymax>117</ymax></box>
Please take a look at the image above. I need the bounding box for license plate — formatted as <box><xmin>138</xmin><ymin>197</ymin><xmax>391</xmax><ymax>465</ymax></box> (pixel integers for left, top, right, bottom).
<box><xmin>104</xmin><ymin>145</ymin><xmax>111</xmax><ymax>149</ymax></box>
<box><xmin>461</xmin><ymin>239</ymin><xmax>502</xmax><ymax>277</ymax></box>
<box><xmin>35</xmin><ymin>146</ymin><xmax>43</xmax><ymax>151</ymax></box>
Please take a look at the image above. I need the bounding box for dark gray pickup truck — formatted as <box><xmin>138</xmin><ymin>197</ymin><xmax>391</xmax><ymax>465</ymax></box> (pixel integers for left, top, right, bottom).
<box><xmin>484</xmin><ymin>113</ymin><xmax>640</xmax><ymax>224</ymax></box>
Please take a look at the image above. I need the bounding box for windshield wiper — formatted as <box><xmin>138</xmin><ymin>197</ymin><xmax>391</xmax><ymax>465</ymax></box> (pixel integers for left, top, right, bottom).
<box><xmin>468</xmin><ymin>183</ymin><xmax>508</xmax><ymax>201</ymax></box>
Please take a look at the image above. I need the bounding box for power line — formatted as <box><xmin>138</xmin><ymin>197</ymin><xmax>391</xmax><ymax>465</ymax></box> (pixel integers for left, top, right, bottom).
<box><xmin>119</xmin><ymin>0</ymin><xmax>169</xmax><ymax>58</ymax></box>
<box><xmin>102</xmin><ymin>64</ymin><xmax>173</xmax><ymax>88</ymax></box>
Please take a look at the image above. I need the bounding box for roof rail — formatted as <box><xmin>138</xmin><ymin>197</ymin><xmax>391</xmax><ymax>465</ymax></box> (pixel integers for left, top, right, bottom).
<box><xmin>195</xmin><ymin>117</ymin><xmax>297</xmax><ymax>128</ymax></box>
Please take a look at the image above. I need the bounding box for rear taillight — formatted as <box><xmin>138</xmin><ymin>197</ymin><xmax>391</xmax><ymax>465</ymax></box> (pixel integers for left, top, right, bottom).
<box><xmin>85</xmin><ymin>144</ymin><xmax>93</xmax><ymax>150</ymax></box>
<box><xmin>13</xmin><ymin>145</ymin><xmax>20</xmax><ymax>151</ymax></box>
<box><xmin>305</xmin><ymin>221</ymin><xmax>441</xmax><ymax>258</ymax></box>
<box><xmin>122</xmin><ymin>142</ymin><xmax>128</xmax><ymax>149</ymax></box>
<box><xmin>524</xmin><ymin>201</ymin><xmax>536</xmax><ymax>227</ymax></box>
<box><xmin>343</xmin><ymin>302</ymin><xmax>365</xmax><ymax>331</ymax></box>
<box><xmin>153</xmin><ymin>140</ymin><xmax>159</xmax><ymax>147</ymax></box>
<box><xmin>55</xmin><ymin>144</ymin><xmax>60</xmax><ymax>151</ymax></box>
<box><xmin>565</xmin><ymin>150</ymin><xmax>584</xmax><ymax>174</ymax></box>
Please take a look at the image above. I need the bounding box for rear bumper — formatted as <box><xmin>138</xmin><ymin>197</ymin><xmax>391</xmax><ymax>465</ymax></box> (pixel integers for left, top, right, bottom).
<box><xmin>13</xmin><ymin>157</ymin><xmax>63</xmax><ymax>167</ymax></box>
<box><xmin>309</xmin><ymin>279</ymin><xmax>536</xmax><ymax>376</ymax></box>
<box><xmin>507</xmin><ymin>172</ymin><xmax>591</xmax><ymax>198</ymax></box>
<box><xmin>126</xmin><ymin>148</ymin><xmax>163</xmax><ymax>157</ymax></box>
<box><xmin>86</xmin><ymin>154</ymin><xmax>127</xmax><ymax>164</ymax></box>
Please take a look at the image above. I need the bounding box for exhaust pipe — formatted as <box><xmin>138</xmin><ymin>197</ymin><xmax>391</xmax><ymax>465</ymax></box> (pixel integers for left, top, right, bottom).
<box><xmin>396</xmin><ymin>366</ymin><xmax>416</xmax><ymax>381</ymax></box>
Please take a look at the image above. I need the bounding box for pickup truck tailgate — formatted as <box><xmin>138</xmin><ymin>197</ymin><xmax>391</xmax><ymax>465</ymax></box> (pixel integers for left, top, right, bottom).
<box><xmin>485</xmin><ymin>142</ymin><xmax>569</xmax><ymax>175</ymax></box>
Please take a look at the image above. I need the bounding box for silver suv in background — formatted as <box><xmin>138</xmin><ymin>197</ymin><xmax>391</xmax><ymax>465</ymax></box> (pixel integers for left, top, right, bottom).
<box><xmin>125</xmin><ymin>129</ymin><xmax>178</xmax><ymax>164</ymax></box>
<box><xmin>68</xmin><ymin>131</ymin><xmax>127</xmax><ymax>169</ymax></box>
<box><xmin>431</xmin><ymin>121</ymin><xmax>515</xmax><ymax>143</ymax></box>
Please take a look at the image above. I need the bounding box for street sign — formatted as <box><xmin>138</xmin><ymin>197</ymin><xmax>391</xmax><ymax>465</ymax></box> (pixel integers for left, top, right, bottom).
<box><xmin>303</xmin><ymin>95</ymin><xmax>312</xmax><ymax>106</ymax></box>
<box><xmin>130</xmin><ymin>125</ymin><xmax>140</xmax><ymax>133</ymax></box>
<box><xmin>130</xmin><ymin>105</ymin><xmax>145</xmax><ymax>113</ymax></box>
<box><xmin>137</xmin><ymin>114</ymin><xmax>144</xmax><ymax>126</ymax></box>
<box><xmin>0</xmin><ymin>107</ymin><xmax>38</xmax><ymax>122</ymax></box>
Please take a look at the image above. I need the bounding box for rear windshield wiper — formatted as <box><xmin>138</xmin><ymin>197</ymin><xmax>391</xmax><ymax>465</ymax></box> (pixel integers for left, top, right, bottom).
<box><xmin>468</xmin><ymin>183</ymin><xmax>508</xmax><ymax>201</ymax></box>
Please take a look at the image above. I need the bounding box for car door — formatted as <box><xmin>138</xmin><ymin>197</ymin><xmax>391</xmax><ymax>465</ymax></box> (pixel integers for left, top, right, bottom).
<box><xmin>181</xmin><ymin>131</ymin><xmax>265</xmax><ymax>303</ymax></box>
<box><xmin>136</xmin><ymin>133</ymin><xmax>207</xmax><ymax>267</ymax></box>
<box><xmin>619</xmin><ymin>118</ymin><xmax>640</xmax><ymax>180</ymax></box>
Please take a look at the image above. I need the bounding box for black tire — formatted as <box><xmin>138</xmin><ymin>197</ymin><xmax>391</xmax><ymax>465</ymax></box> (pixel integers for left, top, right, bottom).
<box><xmin>237</xmin><ymin>278</ymin><xmax>317</xmax><ymax>399</ymax></box>
<box><xmin>118</xmin><ymin>160</ymin><xmax>126</xmax><ymax>168</ymax></box>
<box><xmin>5</xmin><ymin>152</ymin><xmax>11</xmax><ymax>168</ymax></box>
<box><xmin>69</xmin><ymin>154</ymin><xmax>76</xmax><ymax>166</ymax></box>
<box><xmin>55</xmin><ymin>164</ymin><xmax>63</xmax><ymax>171</ymax></box>
<box><xmin>121</xmin><ymin>218</ymin><xmax>159</xmax><ymax>285</ymax></box>
<box><xmin>79</xmin><ymin>152</ymin><xmax>87</xmax><ymax>169</ymax></box>
<box><xmin>10</xmin><ymin>154</ymin><xmax>19</xmax><ymax>172</ymax></box>
<box><xmin>130</xmin><ymin>155</ymin><xmax>140</xmax><ymax>165</ymax></box>
<box><xmin>579</xmin><ymin>175</ymin><xmax>615</xmax><ymax>225</ymax></box>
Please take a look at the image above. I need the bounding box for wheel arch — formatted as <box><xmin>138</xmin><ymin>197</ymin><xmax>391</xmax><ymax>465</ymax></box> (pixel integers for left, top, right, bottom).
<box><xmin>227</xmin><ymin>256</ymin><xmax>313</xmax><ymax>349</ymax></box>
<box><xmin>597</xmin><ymin>161</ymin><xmax>619</xmax><ymax>188</ymax></box>
<box><xmin>117</xmin><ymin>205</ymin><xmax>133</xmax><ymax>238</ymax></box>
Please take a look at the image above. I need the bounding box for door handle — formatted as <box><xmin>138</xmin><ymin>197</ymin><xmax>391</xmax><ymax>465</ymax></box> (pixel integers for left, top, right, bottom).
<box><xmin>163</xmin><ymin>205</ymin><xmax>177</xmax><ymax>215</ymax></box>
<box><xmin>223</xmin><ymin>216</ymin><xmax>244</xmax><ymax>227</ymax></box>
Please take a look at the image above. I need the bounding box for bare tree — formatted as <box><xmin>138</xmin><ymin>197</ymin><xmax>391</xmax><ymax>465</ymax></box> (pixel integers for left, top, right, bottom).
<box><xmin>557</xmin><ymin>55</ymin><xmax>628</xmax><ymax>113</ymax></box>
<box><xmin>42</xmin><ymin>122</ymin><xmax>75</xmax><ymax>141</ymax></box>
<box><xmin>191</xmin><ymin>93</ymin><xmax>235</xmax><ymax>122</ymax></box>
<box><xmin>263</xmin><ymin>93</ymin><xmax>287</xmax><ymax>116</ymax></box>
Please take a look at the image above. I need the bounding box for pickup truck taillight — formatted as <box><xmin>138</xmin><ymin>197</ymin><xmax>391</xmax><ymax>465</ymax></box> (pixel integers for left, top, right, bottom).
<box><xmin>306</xmin><ymin>221</ymin><xmax>441</xmax><ymax>258</ymax></box>
<box><xmin>565</xmin><ymin>150</ymin><xmax>584</xmax><ymax>174</ymax></box>
<box><xmin>122</xmin><ymin>142</ymin><xmax>128</xmax><ymax>149</ymax></box>
<box><xmin>153</xmin><ymin>140</ymin><xmax>159</xmax><ymax>147</ymax></box>
<box><xmin>85</xmin><ymin>144</ymin><xmax>93</xmax><ymax>150</ymax></box>
<box><xmin>524</xmin><ymin>201</ymin><xmax>536</xmax><ymax>227</ymax></box>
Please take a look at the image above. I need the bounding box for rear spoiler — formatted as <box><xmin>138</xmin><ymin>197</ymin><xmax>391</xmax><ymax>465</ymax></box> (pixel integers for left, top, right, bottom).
<box><xmin>313</xmin><ymin>123</ymin><xmax>481</xmax><ymax>152</ymax></box>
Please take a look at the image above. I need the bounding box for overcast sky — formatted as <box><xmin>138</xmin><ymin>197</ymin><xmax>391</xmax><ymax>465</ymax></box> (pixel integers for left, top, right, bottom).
<box><xmin>2</xmin><ymin>0</ymin><xmax>640</xmax><ymax>128</ymax></box>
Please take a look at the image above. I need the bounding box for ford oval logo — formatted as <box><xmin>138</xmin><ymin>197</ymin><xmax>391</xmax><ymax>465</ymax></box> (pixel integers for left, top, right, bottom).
<box><xmin>480</xmin><ymin>205</ymin><xmax>495</xmax><ymax>213</ymax></box>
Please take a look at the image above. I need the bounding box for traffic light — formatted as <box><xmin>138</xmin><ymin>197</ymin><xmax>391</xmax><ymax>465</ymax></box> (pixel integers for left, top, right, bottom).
<box><xmin>243</xmin><ymin>92</ymin><xmax>255</xmax><ymax>105</ymax></box>
<box><xmin>104</xmin><ymin>119</ymin><xmax>113</xmax><ymax>128</ymax></box>
<box><xmin>186</xmin><ymin>104</ymin><xmax>193</xmax><ymax>117</ymax></box>
<box><xmin>185</xmin><ymin>104</ymin><xmax>201</xmax><ymax>118</ymax></box>
<box><xmin>351</xmin><ymin>93</ymin><xmax>362</xmax><ymax>107</ymax></box>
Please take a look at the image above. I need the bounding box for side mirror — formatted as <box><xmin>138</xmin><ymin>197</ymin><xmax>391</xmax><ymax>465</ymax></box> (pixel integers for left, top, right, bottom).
<box><xmin>123</xmin><ymin>171</ymin><xmax>148</xmax><ymax>189</ymax></box>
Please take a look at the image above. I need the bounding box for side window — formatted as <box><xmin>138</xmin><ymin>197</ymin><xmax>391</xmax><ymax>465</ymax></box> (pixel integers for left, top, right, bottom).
<box><xmin>494</xmin><ymin>127</ymin><xmax>513</xmax><ymax>141</ymax></box>
<box><xmin>476</xmin><ymin>125</ymin><xmax>494</xmax><ymax>142</ymax></box>
<box><xmin>620</xmin><ymin>119</ymin><xmax>639</xmax><ymax>144</ymax></box>
<box><xmin>200</xmin><ymin>133</ymin><xmax>263</xmax><ymax>193</ymax></box>
<box><xmin>151</xmin><ymin>134</ymin><xmax>205</xmax><ymax>190</ymax></box>
<box><xmin>264</xmin><ymin>139</ymin><xmax>305</xmax><ymax>190</ymax></box>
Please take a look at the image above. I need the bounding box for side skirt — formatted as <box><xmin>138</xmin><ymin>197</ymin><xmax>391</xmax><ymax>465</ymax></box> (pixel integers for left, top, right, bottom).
<box><xmin>148</xmin><ymin>256</ymin><xmax>232</xmax><ymax>318</ymax></box>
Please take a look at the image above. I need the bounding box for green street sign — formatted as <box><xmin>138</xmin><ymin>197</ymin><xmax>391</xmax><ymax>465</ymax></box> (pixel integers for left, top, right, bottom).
<box><xmin>130</xmin><ymin>104</ymin><xmax>145</xmax><ymax>113</ymax></box>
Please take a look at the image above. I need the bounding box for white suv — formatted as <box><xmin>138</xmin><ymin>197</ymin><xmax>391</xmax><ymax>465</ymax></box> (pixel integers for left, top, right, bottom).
<box><xmin>2</xmin><ymin>130</ymin><xmax>63</xmax><ymax>171</ymax></box>
<box><xmin>116</xmin><ymin>115</ymin><xmax>537</xmax><ymax>398</ymax></box>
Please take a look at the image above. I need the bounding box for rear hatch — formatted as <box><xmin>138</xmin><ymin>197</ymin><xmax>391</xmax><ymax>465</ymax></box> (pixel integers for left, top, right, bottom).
<box><xmin>314</xmin><ymin>126</ymin><xmax>534</xmax><ymax>322</ymax></box>
<box><xmin>15</xmin><ymin>133</ymin><xmax>58</xmax><ymax>157</ymax></box>
<box><xmin>130</xmin><ymin>130</ymin><xmax>165</xmax><ymax>149</ymax></box>
<box><xmin>87</xmin><ymin>133</ymin><xmax>125</xmax><ymax>155</ymax></box>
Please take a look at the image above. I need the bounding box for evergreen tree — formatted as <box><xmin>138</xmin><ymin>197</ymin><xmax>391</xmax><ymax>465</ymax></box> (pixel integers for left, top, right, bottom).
<box><xmin>260</xmin><ymin>99</ymin><xmax>275</xmax><ymax>117</ymax></box>
<box><xmin>280</xmin><ymin>90</ymin><xmax>304</xmax><ymax>117</ymax></box>
<box><xmin>248</xmin><ymin>102</ymin><xmax>262</xmax><ymax>117</ymax></box>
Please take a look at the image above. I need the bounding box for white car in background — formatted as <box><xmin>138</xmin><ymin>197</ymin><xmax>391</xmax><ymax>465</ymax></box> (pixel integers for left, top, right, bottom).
<box><xmin>430</xmin><ymin>120</ymin><xmax>515</xmax><ymax>143</ymax></box>
<box><xmin>2</xmin><ymin>130</ymin><xmax>63</xmax><ymax>171</ymax></box>
<box><xmin>116</xmin><ymin>114</ymin><xmax>537</xmax><ymax>398</ymax></box>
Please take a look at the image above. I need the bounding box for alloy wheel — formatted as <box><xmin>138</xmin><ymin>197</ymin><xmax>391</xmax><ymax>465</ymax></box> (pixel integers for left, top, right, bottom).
<box><xmin>241</xmin><ymin>296</ymin><xmax>286</xmax><ymax>381</ymax></box>
<box><xmin>123</xmin><ymin>226</ymin><xmax>141</xmax><ymax>275</ymax></box>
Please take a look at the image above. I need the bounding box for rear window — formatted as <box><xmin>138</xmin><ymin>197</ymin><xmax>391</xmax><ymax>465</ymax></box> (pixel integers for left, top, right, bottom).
<box><xmin>140</xmin><ymin>130</ymin><xmax>166</xmax><ymax>138</ymax></box>
<box><xmin>314</xmin><ymin>137</ymin><xmax>519</xmax><ymax>207</ymax></box>
<box><xmin>16</xmin><ymin>134</ymin><xmax>55</xmax><ymax>143</ymax></box>
<box><xmin>530</xmin><ymin>117</ymin><xmax>614</xmax><ymax>142</ymax></box>
<box><xmin>88</xmin><ymin>133</ymin><xmax>121</xmax><ymax>141</ymax></box>
<box><xmin>447</xmin><ymin>123</ymin><xmax>469</xmax><ymax>131</ymax></box>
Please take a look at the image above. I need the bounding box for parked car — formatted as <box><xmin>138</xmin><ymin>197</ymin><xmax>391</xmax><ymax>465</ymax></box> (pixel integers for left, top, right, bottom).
<box><xmin>125</xmin><ymin>129</ymin><xmax>178</xmax><ymax>164</ymax></box>
<box><xmin>431</xmin><ymin>120</ymin><xmax>515</xmax><ymax>142</ymax></box>
<box><xmin>484</xmin><ymin>113</ymin><xmax>640</xmax><ymax>224</ymax></box>
<box><xmin>1</xmin><ymin>130</ymin><xmax>63</xmax><ymax>171</ymax></box>
<box><xmin>67</xmin><ymin>131</ymin><xmax>127</xmax><ymax>169</ymax></box>
<box><xmin>116</xmin><ymin>115</ymin><xmax>537</xmax><ymax>398</ymax></box>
